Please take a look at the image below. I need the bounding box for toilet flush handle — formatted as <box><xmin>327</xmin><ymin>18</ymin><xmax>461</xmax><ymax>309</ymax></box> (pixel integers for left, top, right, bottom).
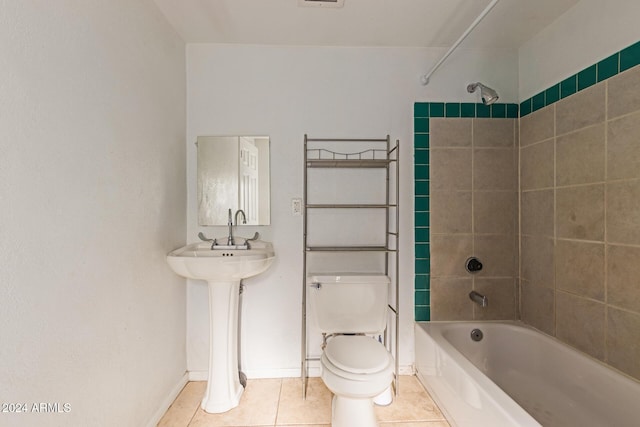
<box><xmin>310</xmin><ymin>282</ymin><xmax>322</xmax><ymax>289</ymax></box>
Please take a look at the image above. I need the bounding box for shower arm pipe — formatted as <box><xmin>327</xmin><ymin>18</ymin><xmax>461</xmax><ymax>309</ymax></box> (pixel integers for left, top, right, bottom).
<box><xmin>421</xmin><ymin>0</ymin><xmax>499</xmax><ymax>85</ymax></box>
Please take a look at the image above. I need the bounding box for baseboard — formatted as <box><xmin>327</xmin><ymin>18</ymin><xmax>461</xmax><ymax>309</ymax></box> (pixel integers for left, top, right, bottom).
<box><xmin>242</xmin><ymin>368</ymin><xmax>303</xmax><ymax>378</ymax></box>
<box><xmin>188</xmin><ymin>368</ymin><xmax>302</xmax><ymax>381</ymax></box>
<box><xmin>145</xmin><ymin>372</ymin><xmax>189</xmax><ymax>427</ymax></box>
<box><xmin>188</xmin><ymin>365</ymin><xmax>414</xmax><ymax>382</ymax></box>
<box><xmin>399</xmin><ymin>364</ymin><xmax>415</xmax><ymax>375</ymax></box>
<box><xmin>188</xmin><ymin>371</ymin><xmax>208</xmax><ymax>381</ymax></box>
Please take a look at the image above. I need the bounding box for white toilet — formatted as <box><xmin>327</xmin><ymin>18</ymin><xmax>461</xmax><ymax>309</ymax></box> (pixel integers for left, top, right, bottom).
<box><xmin>308</xmin><ymin>274</ymin><xmax>395</xmax><ymax>427</ymax></box>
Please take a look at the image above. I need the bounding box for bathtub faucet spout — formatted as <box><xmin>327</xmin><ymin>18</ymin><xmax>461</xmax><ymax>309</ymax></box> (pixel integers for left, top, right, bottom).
<box><xmin>469</xmin><ymin>291</ymin><xmax>488</xmax><ymax>308</ymax></box>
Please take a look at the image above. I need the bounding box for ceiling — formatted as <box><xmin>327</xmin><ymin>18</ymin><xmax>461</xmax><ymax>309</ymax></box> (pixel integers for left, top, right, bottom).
<box><xmin>153</xmin><ymin>0</ymin><xmax>580</xmax><ymax>49</ymax></box>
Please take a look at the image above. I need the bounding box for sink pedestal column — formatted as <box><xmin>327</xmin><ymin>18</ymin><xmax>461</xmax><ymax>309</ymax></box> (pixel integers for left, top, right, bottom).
<box><xmin>201</xmin><ymin>280</ymin><xmax>243</xmax><ymax>413</ymax></box>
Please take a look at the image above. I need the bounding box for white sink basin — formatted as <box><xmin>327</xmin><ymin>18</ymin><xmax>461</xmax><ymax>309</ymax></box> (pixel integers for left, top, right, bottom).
<box><xmin>166</xmin><ymin>238</ymin><xmax>275</xmax><ymax>414</ymax></box>
<box><xmin>167</xmin><ymin>240</ymin><xmax>275</xmax><ymax>282</ymax></box>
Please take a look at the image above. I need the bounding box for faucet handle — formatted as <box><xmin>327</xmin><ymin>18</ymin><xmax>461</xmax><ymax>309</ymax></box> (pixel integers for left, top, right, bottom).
<box><xmin>198</xmin><ymin>232</ymin><xmax>213</xmax><ymax>242</ymax></box>
<box><xmin>241</xmin><ymin>232</ymin><xmax>260</xmax><ymax>249</ymax></box>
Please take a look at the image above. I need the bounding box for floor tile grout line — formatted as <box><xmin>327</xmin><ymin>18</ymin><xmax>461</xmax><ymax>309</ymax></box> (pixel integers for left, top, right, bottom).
<box><xmin>273</xmin><ymin>378</ymin><xmax>283</xmax><ymax>427</ymax></box>
<box><xmin>186</xmin><ymin>388</ymin><xmax>200</xmax><ymax>427</ymax></box>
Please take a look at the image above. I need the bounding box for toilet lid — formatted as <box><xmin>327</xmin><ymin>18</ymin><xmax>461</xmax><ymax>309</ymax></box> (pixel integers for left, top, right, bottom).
<box><xmin>324</xmin><ymin>335</ymin><xmax>391</xmax><ymax>374</ymax></box>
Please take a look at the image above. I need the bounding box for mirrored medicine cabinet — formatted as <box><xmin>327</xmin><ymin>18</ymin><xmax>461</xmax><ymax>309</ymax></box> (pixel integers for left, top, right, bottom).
<box><xmin>197</xmin><ymin>135</ymin><xmax>271</xmax><ymax>226</ymax></box>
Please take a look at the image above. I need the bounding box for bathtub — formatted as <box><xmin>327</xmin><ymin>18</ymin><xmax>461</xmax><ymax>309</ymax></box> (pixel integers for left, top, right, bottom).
<box><xmin>415</xmin><ymin>321</ymin><xmax>640</xmax><ymax>427</ymax></box>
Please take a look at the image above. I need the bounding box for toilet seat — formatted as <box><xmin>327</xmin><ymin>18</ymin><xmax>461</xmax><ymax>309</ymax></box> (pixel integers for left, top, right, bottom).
<box><xmin>320</xmin><ymin>337</ymin><xmax>394</xmax><ymax>395</ymax></box>
<box><xmin>324</xmin><ymin>335</ymin><xmax>393</xmax><ymax>376</ymax></box>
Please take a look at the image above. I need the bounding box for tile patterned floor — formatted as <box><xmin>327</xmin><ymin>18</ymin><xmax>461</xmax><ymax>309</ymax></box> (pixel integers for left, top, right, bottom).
<box><xmin>158</xmin><ymin>375</ymin><xmax>450</xmax><ymax>427</ymax></box>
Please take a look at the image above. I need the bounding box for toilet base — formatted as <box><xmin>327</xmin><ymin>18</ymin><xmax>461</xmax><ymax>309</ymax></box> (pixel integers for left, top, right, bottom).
<box><xmin>331</xmin><ymin>394</ymin><xmax>378</xmax><ymax>427</ymax></box>
<box><xmin>373</xmin><ymin>386</ymin><xmax>393</xmax><ymax>406</ymax></box>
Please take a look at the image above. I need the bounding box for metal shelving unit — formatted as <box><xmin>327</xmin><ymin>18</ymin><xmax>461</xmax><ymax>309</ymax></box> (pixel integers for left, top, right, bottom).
<box><xmin>301</xmin><ymin>135</ymin><xmax>400</xmax><ymax>398</ymax></box>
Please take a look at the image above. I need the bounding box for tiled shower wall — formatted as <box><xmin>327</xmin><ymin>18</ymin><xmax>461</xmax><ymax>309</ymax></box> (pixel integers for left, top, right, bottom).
<box><xmin>413</xmin><ymin>104</ymin><xmax>519</xmax><ymax>321</ymax></box>
<box><xmin>429</xmin><ymin>118</ymin><xmax>518</xmax><ymax>320</ymax></box>
<box><xmin>520</xmin><ymin>64</ymin><xmax>640</xmax><ymax>381</ymax></box>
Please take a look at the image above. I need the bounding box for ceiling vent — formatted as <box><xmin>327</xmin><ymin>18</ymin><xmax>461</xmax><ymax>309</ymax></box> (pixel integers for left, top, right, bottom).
<box><xmin>298</xmin><ymin>0</ymin><xmax>345</xmax><ymax>8</ymax></box>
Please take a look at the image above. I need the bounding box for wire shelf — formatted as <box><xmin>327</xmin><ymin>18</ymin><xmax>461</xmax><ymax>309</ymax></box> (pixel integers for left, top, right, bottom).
<box><xmin>301</xmin><ymin>134</ymin><xmax>400</xmax><ymax>399</ymax></box>
<box><xmin>305</xmin><ymin>147</ymin><xmax>394</xmax><ymax>168</ymax></box>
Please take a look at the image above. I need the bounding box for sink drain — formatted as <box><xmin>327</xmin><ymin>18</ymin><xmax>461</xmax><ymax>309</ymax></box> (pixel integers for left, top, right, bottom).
<box><xmin>470</xmin><ymin>328</ymin><xmax>483</xmax><ymax>342</ymax></box>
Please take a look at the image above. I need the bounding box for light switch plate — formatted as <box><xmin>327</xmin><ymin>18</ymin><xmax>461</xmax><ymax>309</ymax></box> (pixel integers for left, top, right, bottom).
<box><xmin>292</xmin><ymin>198</ymin><xmax>302</xmax><ymax>215</ymax></box>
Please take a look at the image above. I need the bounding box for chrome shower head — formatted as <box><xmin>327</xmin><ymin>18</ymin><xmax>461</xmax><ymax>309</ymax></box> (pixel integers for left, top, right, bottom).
<box><xmin>467</xmin><ymin>82</ymin><xmax>499</xmax><ymax>105</ymax></box>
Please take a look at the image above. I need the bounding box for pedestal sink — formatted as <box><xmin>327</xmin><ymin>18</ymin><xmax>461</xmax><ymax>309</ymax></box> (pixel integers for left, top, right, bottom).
<box><xmin>166</xmin><ymin>239</ymin><xmax>275</xmax><ymax>413</ymax></box>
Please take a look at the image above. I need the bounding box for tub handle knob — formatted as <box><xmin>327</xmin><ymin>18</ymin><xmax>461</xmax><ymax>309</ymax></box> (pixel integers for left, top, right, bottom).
<box><xmin>466</xmin><ymin>257</ymin><xmax>483</xmax><ymax>273</ymax></box>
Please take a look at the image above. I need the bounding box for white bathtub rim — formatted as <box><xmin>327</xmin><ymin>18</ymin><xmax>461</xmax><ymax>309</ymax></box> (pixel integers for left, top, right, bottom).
<box><xmin>416</xmin><ymin>320</ymin><xmax>640</xmax><ymax>427</ymax></box>
<box><xmin>423</xmin><ymin>319</ymin><xmax>640</xmax><ymax>387</ymax></box>
<box><xmin>415</xmin><ymin>321</ymin><xmax>540</xmax><ymax>427</ymax></box>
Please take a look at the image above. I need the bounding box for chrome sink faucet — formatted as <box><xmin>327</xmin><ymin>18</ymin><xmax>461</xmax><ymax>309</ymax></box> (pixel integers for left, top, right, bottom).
<box><xmin>235</xmin><ymin>209</ymin><xmax>247</xmax><ymax>227</ymax></box>
<box><xmin>227</xmin><ymin>208</ymin><xmax>247</xmax><ymax>245</ymax></box>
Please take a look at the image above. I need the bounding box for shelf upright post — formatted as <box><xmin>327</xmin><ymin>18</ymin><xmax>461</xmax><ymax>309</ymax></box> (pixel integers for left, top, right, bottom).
<box><xmin>385</xmin><ymin>135</ymin><xmax>390</xmax><ymax>279</ymax></box>
<box><xmin>301</xmin><ymin>134</ymin><xmax>308</xmax><ymax>399</ymax></box>
<box><xmin>395</xmin><ymin>139</ymin><xmax>400</xmax><ymax>395</ymax></box>
<box><xmin>383</xmin><ymin>135</ymin><xmax>391</xmax><ymax>371</ymax></box>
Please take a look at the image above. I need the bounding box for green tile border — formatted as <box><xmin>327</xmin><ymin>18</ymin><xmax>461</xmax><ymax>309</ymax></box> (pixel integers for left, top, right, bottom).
<box><xmin>460</xmin><ymin>103</ymin><xmax>475</xmax><ymax>117</ymax></box>
<box><xmin>445</xmin><ymin>103</ymin><xmax>460</xmax><ymax>117</ymax></box>
<box><xmin>621</xmin><ymin>41</ymin><xmax>640</xmax><ymax>72</ymax></box>
<box><xmin>414</xmin><ymin>306</ymin><xmax>430</xmax><ymax>322</ymax></box>
<box><xmin>413</xmin><ymin>101</ymin><xmax>431</xmax><ymax>321</ymax></box>
<box><xmin>430</xmin><ymin>102</ymin><xmax>444</xmax><ymax>117</ymax></box>
<box><xmin>560</xmin><ymin>75</ymin><xmax>577</xmax><ymax>99</ymax></box>
<box><xmin>598</xmin><ymin>53</ymin><xmax>619</xmax><ymax>82</ymax></box>
<box><xmin>520</xmin><ymin>40</ymin><xmax>640</xmax><ymax>117</ymax></box>
<box><xmin>412</xmin><ymin>101</ymin><xmax>518</xmax><ymax>321</ymax></box>
<box><xmin>414</xmin><ymin>102</ymin><xmax>519</xmax><ymax>119</ymax></box>
<box><xmin>577</xmin><ymin>64</ymin><xmax>597</xmax><ymax>91</ymax></box>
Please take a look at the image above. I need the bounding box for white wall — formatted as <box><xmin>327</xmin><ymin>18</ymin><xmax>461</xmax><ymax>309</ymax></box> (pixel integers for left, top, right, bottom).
<box><xmin>0</xmin><ymin>1</ymin><xmax>187</xmax><ymax>426</ymax></box>
<box><xmin>519</xmin><ymin>0</ymin><xmax>640</xmax><ymax>100</ymax></box>
<box><xmin>186</xmin><ymin>44</ymin><xmax>518</xmax><ymax>377</ymax></box>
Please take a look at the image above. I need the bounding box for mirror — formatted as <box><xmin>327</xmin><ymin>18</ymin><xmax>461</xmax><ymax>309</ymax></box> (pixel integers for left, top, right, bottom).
<box><xmin>197</xmin><ymin>136</ymin><xmax>270</xmax><ymax>225</ymax></box>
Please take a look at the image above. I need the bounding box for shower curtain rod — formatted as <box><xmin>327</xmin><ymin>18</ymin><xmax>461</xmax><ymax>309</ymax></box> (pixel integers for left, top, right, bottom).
<box><xmin>420</xmin><ymin>0</ymin><xmax>499</xmax><ymax>85</ymax></box>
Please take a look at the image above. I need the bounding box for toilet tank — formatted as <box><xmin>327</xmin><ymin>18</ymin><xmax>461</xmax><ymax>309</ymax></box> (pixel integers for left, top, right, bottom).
<box><xmin>307</xmin><ymin>274</ymin><xmax>390</xmax><ymax>334</ymax></box>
